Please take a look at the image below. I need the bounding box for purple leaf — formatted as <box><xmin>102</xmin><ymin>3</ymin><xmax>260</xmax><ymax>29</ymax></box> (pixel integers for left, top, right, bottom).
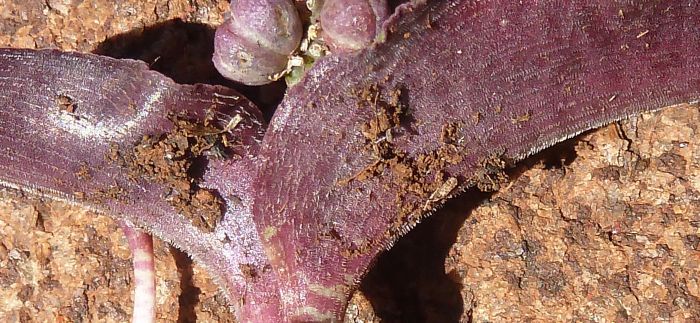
<box><xmin>251</xmin><ymin>0</ymin><xmax>700</xmax><ymax>320</ymax></box>
<box><xmin>0</xmin><ymin>49</ymin><xmax>281</xmax><ymax>319</ymax></box>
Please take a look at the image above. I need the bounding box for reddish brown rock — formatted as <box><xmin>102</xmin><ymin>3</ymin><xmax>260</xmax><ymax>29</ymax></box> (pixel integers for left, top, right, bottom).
<box><xmin>447</xmin><ymin>104</ymin><xmax>700</xmax><ymax>322</ymax></box>
<box><xmin>1</xmin><ymin>1</ymin><xmax>698</xmax><ymax>322</ymax></box>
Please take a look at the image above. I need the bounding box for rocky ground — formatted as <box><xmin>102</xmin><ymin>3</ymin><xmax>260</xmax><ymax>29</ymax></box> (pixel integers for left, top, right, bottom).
<box><xmin>1</xmin><ymin>1</ymin><xmax>698</xmax><ymax>322</ymax></box>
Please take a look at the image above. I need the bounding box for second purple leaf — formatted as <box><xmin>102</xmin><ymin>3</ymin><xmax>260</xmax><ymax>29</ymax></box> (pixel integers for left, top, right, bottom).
<box><xmin>249</xmin><ymin>0</ymin><xmax>700</xmax><ymax>320</ymax></box>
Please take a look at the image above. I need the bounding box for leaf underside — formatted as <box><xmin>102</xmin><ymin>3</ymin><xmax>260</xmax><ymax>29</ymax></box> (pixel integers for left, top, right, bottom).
<box><xmin>1</xmin><ymin>1</ymin><xmax>700</xmax><ymax>322</ymax></box>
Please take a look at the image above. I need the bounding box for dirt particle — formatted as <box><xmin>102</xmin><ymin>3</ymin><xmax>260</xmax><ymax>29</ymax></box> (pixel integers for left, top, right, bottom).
<box><xmin>344</xmin><ymin>85</ymin><xmax>468</xmax><ymax>245</ymax></box>
<box><xmin>318</xmin><ymin>224</ymin><xmax>342</xmax><ymax>241</ymax></box>
<box><xmin>105</xmin><ymin>111</ymin><xmax>241</xmax><ymax>232</ymax></box>
<box><xmin>471</xmin><ymin>112</ymin><xmax>481</xmax><ymax>124</ymax></box>
<box><xmin>91</xmin><ymin>185</ymin><xmax>127</xmax><ymax>203</ymax></box>
<box><xmin>172</xmin><ymin>189</ymin><xmax>222</xmax><ymax>232</ymax></box>
<box><xmin>440</xmin><ymin>122</ymin><xmax>459</xmax><ymax>144</ymax></box>
<box><xmin>423</xmin><ymin>177</ymin><xmax>458</xmax><ymax>210</ymax></box>
<box><xmin>469</xmin><ymin>153</ymin><xmax>508</xmax><ymax>192</ymax></box>
<box><xmin>56</xmin><ymin>94</ymin><xmax>76</xmax><ymax>113</ymax></box>
<box><xmin>511</xmin><ymin>110</ymin><xmax>532</xmax><ymax>124</ymax></box>
<box><xmin>340</xmin><ymin>239</ymin><xmax>374</xmax><ymax>258</ymax></box>
<box><xmin>239</xmin><ymin>263</ymin><xmax>259</xmax><ymax>280</ymax></box>
<box><xmin>339</xmin><ymin>85</ymin><xmax>405</xmax><ymax>186</ymax></box>
<box><xmin>75</xmin><ymin>162</ymin><xmax>92</xmax><ymax>180</ymax></box>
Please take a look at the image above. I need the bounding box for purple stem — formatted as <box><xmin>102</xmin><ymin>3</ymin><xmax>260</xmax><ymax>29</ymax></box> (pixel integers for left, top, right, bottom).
<box><xmin>120</xmin><ymin>221</ymin><xmax>156</xmax><ymax>323</ymax></box>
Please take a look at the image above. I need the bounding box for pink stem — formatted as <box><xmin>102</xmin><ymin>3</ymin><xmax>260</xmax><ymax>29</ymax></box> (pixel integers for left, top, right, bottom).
<box><xmin>120</xmin><ymin>222</ymin><xmax>156</xmax><ymax>323</ymax></box>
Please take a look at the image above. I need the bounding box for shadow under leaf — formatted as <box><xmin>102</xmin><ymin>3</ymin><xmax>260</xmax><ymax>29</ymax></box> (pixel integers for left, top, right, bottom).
<box><xmin>360</xmin><ymin>189</ymin><xmax>489</xmax><ymax>323</ymax></box>
<box><xmin>360</xmin><ymin>137</ymin><xmax>581</xmax><ymax>322</ymax></box>
<box><xmin>93</xmin><ymin>19</ymin><xmax>285</xmax><ymax>120</ymax></box>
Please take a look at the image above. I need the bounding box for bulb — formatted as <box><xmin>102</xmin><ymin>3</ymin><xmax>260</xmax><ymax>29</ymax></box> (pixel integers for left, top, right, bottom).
<box><xmin>213</xmin><ymin>0</ymin><xmax>303</xmax><ymax>85</ymax></box>
<box><xmin>319</xmin><ymin>0</ymin><xmax>389</xmax><ymax>51</ymax></box>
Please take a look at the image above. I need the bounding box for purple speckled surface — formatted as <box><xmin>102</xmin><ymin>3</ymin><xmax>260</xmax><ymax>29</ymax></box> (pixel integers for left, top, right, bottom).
<box><xmin>252</xmin><ymin>1</ymin><xmax>700</xmax><ymax>320</ymax></box>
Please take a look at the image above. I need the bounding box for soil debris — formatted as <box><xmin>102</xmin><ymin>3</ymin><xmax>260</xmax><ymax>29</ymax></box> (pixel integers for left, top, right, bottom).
<box><xmin>440</xmin><ymin>122</ymin><xmax>459</xmax><ymax>144</ymax></box>
<box><xmin>91</xmin><ymin>185</ymin><xmax>128</xmax><ymax>203</ymax></box>
<box><xmin>239</xmin><ymin>263</ymin><xmax>259</xmax><ymax>280</ymax></box>
<box><xmin>239</xmin><ymin>263</ymin><xmax>272</xmax><ymax>282</ymax></box>
<box><xmin>342</xmin><ymin>85</ymin><xmax>469</xmax><ymax>250</ymax></box>
<box><xmin>105</xmin><ymin>110</ymin><xmax>242</xmax><ymax>232</ymax></box>
<box><xmin>75</xmin><ymin>162</ymin><xmax>91</xmax><ymax>180</ymax></box>
<box><xmin>468</xmin><ymin>153</ymin><xmax>508</xmax><ymax>192</ymax></box>
<box><xmin>340</xmin><ymin>239</ymin><xmax>374</xmax><ymax>258</ymax></box>
<box><xmin>511</xmin><ymin>110</ymin><xmax>532</xmax><ymax>124</ymax></box>
<box><xmin>56</xmin><ymin>94</ymin><xmax>76</xmax><ymax>113</ymax></box>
